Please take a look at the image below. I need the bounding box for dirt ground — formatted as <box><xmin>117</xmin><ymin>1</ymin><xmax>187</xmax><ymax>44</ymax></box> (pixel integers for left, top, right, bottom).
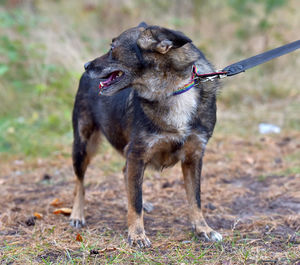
<box><xmin>1</xmin><ymin>133</ymin><xmax>300</xmax><ymax>264</ymax></box>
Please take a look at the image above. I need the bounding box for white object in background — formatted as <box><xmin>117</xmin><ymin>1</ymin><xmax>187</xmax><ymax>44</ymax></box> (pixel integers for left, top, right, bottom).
<box><xmin>259</xmin><ymin>123</ymin><xmax>281</xmax><ymax>134</ymax></box>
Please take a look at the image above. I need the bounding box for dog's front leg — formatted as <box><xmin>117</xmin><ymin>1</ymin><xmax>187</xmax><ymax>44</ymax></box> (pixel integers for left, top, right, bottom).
<box><xmin>124</xmin><ymin>155</ymin><xmax>151</xmax><ymax>248</ymax></box>
<box><xmin>181</xmin><ymin>156</ymin><xmax>223</xmax><ymax>242</ymax></box>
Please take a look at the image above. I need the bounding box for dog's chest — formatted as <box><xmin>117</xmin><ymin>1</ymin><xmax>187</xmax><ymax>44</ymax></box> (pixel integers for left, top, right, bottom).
<box><xmin>163</xmin><ymin>89</ymin><xmax>198</xmax><ymax>130</ymax></box>
<box><xmin>146</xmin><ymin>134</ymin><xmax>185</xmax><ymax>170</ymax></box>
<box><xmin>142</xmin><ymin>89</ymin><xmax>200</xmax><ymax>169</ymax></box>
<box><xmin>145</xmin><ymin>130</ymin><xmax>206</xmax><ymax>170</ymax></box>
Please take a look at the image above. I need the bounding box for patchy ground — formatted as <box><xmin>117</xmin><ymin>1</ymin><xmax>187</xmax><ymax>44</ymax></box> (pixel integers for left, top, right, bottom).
<box><xmin>1</xmin><ymin>133</ymin><xmax>299</xmax><ymax>264</ymax></box>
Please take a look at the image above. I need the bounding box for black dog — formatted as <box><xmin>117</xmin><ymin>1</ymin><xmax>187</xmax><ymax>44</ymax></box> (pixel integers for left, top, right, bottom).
<box><xmin>70</xmin><ymin>22</ymin><xmax>222</xmax><ymax>247</ymax></box>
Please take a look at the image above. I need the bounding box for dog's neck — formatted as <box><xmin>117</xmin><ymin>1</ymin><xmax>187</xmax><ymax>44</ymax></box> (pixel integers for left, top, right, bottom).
<box><xmin>172</xmin><ymin>65</ymin><xmax>200</xmax><ymax>96</ymax></box>
<box><xmin>132</xmin><ymin>65</ymin><xmax>192</xmax><ymax>102</ymax></box>
<box><xmin>162</xmin><ymin>88</ymin><xmax>199</xmax><ymax>131</ymax></box>
<box><xmin>134</xmin><ymin>59</ymin><xmax>215</xmax><ymax>131</ymax></box>
<box><xmin>135</xmin><ymin>59</ymin><xmax>215</xmax><ymax>101</ymax></box>
<box><xmin>138</xmin><ymin>85</ymin><xmax>199</xmax><ymax>132</ymax></box>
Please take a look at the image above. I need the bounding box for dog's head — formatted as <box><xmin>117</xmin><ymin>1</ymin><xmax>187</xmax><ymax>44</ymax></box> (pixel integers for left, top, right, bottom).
<box><xmin>85</xmin><ymin>23</ymin><xmax>200</xmax><ymax>97</ymax></box>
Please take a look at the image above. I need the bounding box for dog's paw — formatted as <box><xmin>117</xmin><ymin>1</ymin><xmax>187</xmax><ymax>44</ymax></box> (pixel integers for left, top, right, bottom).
<box><xmin>70</xmin><ymin>218</ymin><xmax>85</xmax><ymax>228</ymax></box>
<box><xmin>70</xmin><ymin>207</ymin><xmax>85</xmax><ymax>228</ymax></box>
<box><xmin>210</xmin><ymin>231</ymin><xmax>223</xmax><ymax>242</ymax></box>
<box><xmin>143</xmin><ymin>201</ymin><xmax>154</xmax><ymax>213</ymax></box>
<box><xmin>192</xmin><ymin>220</ymin><xmax>223</xmax><ymax>242</ymax></box>
<box><xmin>197</xmin><ymin>230</ymin><xmax>223</xmax><ymax>242</ymax></box>
<box><xmin>70</xmin><ymin>206</ymin><xmax>85</xmax><ymax>228</ymax></box>
<box><xmin>128</xmin><ymin>232</ymin><xmax>151</xmax><ymax>248</ymax></box>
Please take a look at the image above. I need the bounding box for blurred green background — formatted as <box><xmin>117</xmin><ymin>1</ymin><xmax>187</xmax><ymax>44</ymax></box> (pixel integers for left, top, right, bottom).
<box><xmin>0</xmin><ymin>0</ymin><xmax>299</xmax><ymax>158</ymax></box>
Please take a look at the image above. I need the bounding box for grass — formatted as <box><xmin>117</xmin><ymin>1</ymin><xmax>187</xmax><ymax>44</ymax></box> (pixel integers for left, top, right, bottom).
<box><xmin>0</xmin><ymin>7</ymin><xmax>82</xmax><ymax>158</ymax></box>
<box><xmin>0</xmin><ymin>115</ymin><xmax>72</xmax><ymax>157</ymax></box>
<box><xmin>2</xmin><ymin>232</ymin><xmax>299</xmax><ymax>264</ymax></box>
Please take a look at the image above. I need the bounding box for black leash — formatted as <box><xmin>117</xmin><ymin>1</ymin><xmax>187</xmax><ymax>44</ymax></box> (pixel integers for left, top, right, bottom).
<box><xmin>197</xmin><ymin>40</ymin><xmax>300</xmax><ymax>82</ymax></box>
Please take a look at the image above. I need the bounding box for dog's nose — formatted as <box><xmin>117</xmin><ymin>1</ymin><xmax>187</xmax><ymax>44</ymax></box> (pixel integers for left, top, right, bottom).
<box><xmin>84</xmin><ymin>61</ymin><xmax>91</xmax><ymax>70</ymax></box>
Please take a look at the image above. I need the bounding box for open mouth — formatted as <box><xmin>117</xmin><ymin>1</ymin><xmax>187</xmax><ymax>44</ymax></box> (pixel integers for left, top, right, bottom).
<box><xmin>99</xmin><ymin>71</ymin><xmax>124</xmax><ymax>92</ymax></box>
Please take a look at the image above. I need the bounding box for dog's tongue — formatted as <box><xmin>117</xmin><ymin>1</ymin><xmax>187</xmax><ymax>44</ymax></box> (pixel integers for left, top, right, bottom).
<box><xmin>99</xmin><ymin>72</ymin><xmax>118</xmax><ymax>90</ymax></box>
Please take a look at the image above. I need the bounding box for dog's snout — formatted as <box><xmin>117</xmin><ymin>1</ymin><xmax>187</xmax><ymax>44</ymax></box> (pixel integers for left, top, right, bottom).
<box><xmin>84</xmin><ymin>61</ymin><xmax>91</xmax><ymax>70</ymax></box>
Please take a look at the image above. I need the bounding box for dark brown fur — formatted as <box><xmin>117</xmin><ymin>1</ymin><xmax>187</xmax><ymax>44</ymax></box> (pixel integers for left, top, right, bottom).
<box><xmin>70</xmin><ymin>23</ymin><xmax>222</xmax><ymax>247</ymax></box>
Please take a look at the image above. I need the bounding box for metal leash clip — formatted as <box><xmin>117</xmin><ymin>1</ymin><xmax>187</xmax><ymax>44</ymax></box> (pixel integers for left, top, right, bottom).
<box><xmin>195</xmin><ymin>70</ymin><xmax>227</xmax><ymax>83</ymax></box>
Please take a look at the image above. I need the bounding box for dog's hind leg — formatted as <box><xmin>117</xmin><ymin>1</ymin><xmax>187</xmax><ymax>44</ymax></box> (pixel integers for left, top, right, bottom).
<box><xmin>70</xmin><ymin>112</ymin><xmax>101</xmax><ymax>228</ymax></box>
<box><xmin>181</xmin><ymin>141</ymin><xmax>222</xmax><ymax>242</ymax></box>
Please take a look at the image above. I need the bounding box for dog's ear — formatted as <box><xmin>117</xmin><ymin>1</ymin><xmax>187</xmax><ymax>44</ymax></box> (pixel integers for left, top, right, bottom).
<box><xmin>137</xmin><ymin>21</ymin><xmax>148</xmax><ymax>28</ymax></box>
<box><xmin>137</xmin><ymin>26</ymin><xmax>192</xmax><ymax>54</ymax></box>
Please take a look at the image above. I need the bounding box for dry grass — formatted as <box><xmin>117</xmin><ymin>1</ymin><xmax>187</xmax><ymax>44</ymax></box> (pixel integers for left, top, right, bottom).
<box><xmin>1</xmin><ymin>132</ymin><xmax>299</xmax><ymax>264</ymax></box>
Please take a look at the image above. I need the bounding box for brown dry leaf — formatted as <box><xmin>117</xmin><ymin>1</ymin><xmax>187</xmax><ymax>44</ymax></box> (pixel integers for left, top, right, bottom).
<box><xmin>76</xmin><ymin>233</ymin><xmax>83</xmax><ymax>242</ymax></box>
<box><xmin>50</xmin><ymin>198</ymin><xmax>63</xmax><ymax>207</ymax></box>
<box><xmin>53</xmin><ymin>208</ymin><xmax>72</xmax><ymax>215</ymax></box>
<box><xmin>33</xmin><ymin>212</ymin><xmax>43</xmax><ymax>219</ymax></box>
